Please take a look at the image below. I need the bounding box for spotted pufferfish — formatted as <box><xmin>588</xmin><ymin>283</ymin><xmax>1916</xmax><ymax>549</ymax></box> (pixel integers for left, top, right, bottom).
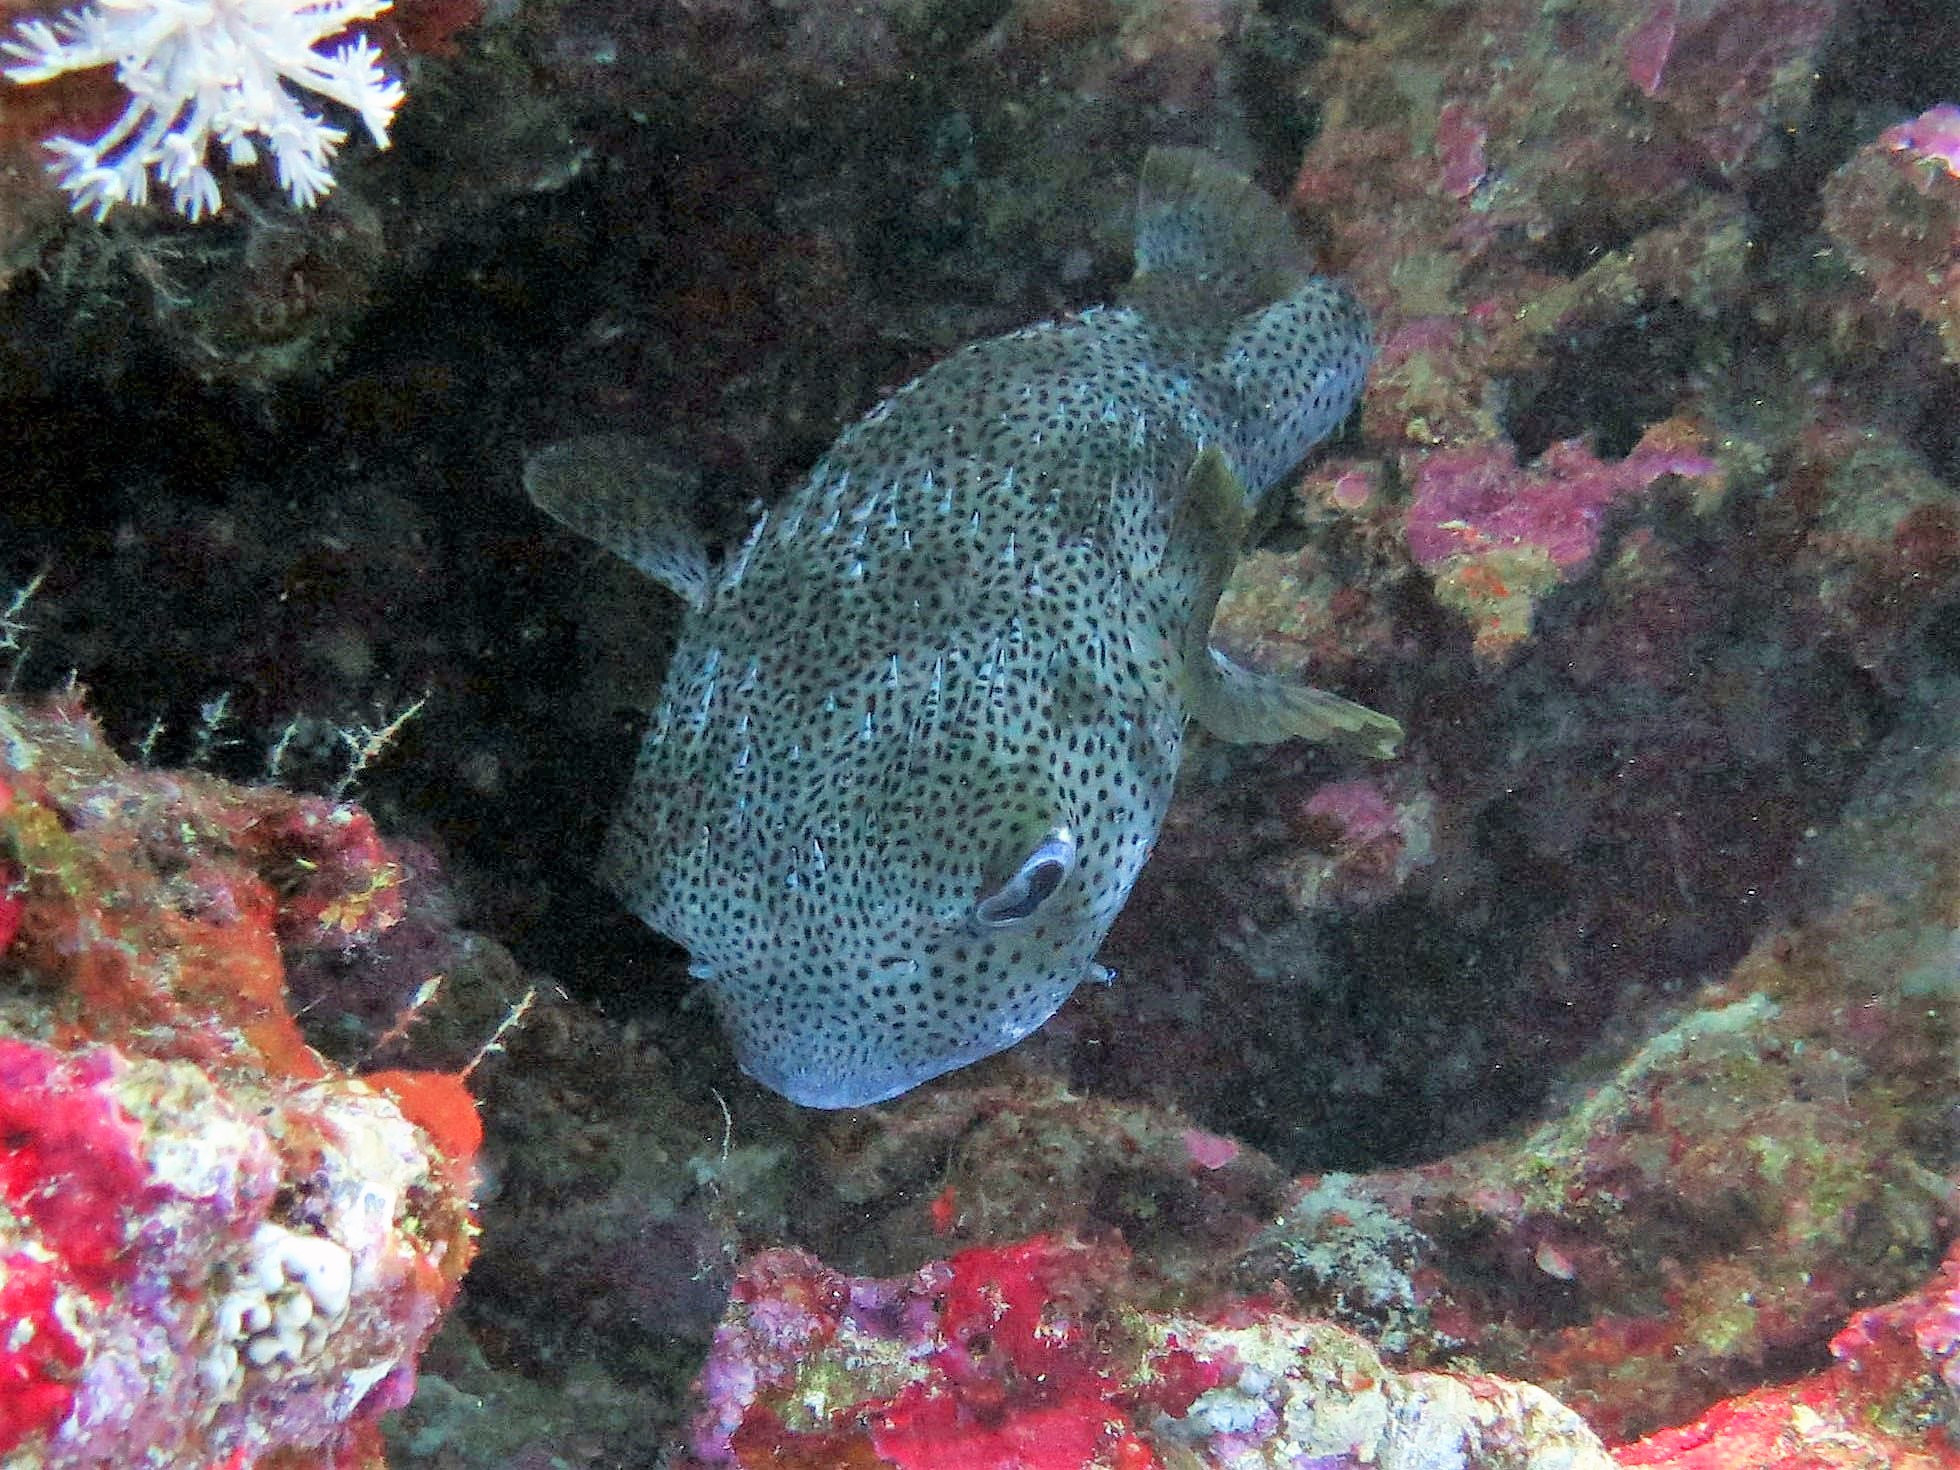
<box><xmin>525</xmin><ymin>148</ymin><xmax>1400</xmax><ymax>1108</ymax></box>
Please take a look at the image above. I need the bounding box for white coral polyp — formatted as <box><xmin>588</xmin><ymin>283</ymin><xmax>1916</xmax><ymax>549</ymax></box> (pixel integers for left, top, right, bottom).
<box><xmin>2</xmin><ymin>0</ymin><xmax>405</xmax><ymax>221</ymax></box>
<box><xmin>203</xmin><ymin>1221</ymin><xmax>358</xmax><ymax>1395</ymax></box>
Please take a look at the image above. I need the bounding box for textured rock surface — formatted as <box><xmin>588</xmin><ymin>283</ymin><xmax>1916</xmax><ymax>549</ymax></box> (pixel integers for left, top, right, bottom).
<box><xmin>0</xmin><ymin>0</ymin><xmax>1955</xmax><ymax>1461</ymax></box>
<box><xmin>678</xmin><ymin>1235</ymin><xmax>1617</xmax><ymax>1470</ymax></box>
<box><xmin>0</xmin><ymin>694</ymin><xmax>480</xmax><ymax>1467</ymax></box>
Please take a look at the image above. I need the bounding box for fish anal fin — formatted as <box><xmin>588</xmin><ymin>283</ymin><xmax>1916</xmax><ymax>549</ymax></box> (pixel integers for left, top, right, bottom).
<box><xmin>523</xmin><ymin>435</ymin><xmax>713</xmax><ymax>610</ymax></box>
<box><xmin>1190</xmin><ymin>648</ymin><xmax>1403</xmax><ymax>757</ymax></box>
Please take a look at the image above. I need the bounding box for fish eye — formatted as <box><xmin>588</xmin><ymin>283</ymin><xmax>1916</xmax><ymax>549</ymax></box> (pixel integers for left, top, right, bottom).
<box><xmin>972</xmin><ymin>827</ymin><xmax>1076</xmax><ymax>929</ymax></box>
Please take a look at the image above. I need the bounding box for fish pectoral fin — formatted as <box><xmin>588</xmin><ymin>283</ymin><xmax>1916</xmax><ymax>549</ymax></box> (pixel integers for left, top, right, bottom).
<box><xmin>523</xmin><ymin>434</ymin><xmax>713</xmax><ymax>610</ymax></box>
<box><xmin>1176</xmin><ymin>445</ymin><xmax>1401</xmax><ymax>757</ymax></box>
<box><xmin>1187</xmin><ymin>647</ymin><xmax>1402</xmax><ymax>757</ymax></box>
<box><xmin>1173</xmin><ymin>443</ymin><xmax>1254</xmax><ymax>662</ymax></box>
<box><xmin>1178</xmin><ymin>440</ymin><xmax>1254</xmax><ymax>549</ymax></box>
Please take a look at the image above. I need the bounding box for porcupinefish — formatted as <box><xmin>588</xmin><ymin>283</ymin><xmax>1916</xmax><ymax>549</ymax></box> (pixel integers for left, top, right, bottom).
<box><xmin>525</xmin><ymin>148</ymin><xmax>1400</xmax><ymax>1109</ymax></box>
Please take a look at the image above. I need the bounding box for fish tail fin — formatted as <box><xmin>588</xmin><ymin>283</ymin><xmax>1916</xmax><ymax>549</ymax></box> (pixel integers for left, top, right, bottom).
<box><xmin>1126</xmin><ymin>148</ymin><xmax>1310</xmax><ymax>320</ymax></box>
<box><xmin>523</xmin><ymin>435</ymin><xmax>714</xmax><ymax>609</ymax></box>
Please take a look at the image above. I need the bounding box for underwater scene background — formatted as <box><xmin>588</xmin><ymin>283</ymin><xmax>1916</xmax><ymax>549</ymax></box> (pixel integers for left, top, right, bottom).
<box><xmin>0</xmin><ymin>0</ymin><xmax>1954</xmax><ymax>1463</ymax></box>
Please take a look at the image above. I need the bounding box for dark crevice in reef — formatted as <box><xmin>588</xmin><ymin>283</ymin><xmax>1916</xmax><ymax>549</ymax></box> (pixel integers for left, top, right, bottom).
<box><xmin>1748</xmin><ymin>0</ymin><xmax>1960</xmax><ymax>243</ymax></box>
<box><xmin>1520</xmin><ymin>199</ymin><xmax>1671</xmax><ymax>282</ymax></box>
<box><xmin>1501</xmin><ymin>301</ymin><xmax>1712</xmax><ymax>461</ymax></box>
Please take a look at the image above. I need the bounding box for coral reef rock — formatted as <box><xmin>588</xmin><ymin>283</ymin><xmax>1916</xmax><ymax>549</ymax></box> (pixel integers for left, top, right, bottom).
<box><xmin>679</xmin><ymin>1234</ymin><xmax>1616</xmax><ymax>1470</ymax></box>
<box><xmin>0</xmin><ymin>692</ymin><xmax>479</xmax><ymax>1469</ymax></box>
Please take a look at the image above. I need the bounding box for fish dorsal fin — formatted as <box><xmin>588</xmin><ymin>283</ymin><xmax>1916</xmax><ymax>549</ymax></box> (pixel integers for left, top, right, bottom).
<box><xmin>1125</xmin><ymin>148</ymin><xmax>1311</xmax><ymax>323</ymax></box>
<box><xmin>523</xmin><ymin>435</ymin><xmax>713</xmax><ymax>610</ymax></box>
<box><xmin>1176</xmin><ymin>445</ymin><xmax>1403</xmax><ymax>758</ymax></box>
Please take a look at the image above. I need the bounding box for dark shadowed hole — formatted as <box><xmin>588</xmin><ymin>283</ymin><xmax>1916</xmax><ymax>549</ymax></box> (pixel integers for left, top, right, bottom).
<box><xmin>1502</xmin><ymin>302</ymin><xmax>1709</xmax><ymax>461</ymax></box>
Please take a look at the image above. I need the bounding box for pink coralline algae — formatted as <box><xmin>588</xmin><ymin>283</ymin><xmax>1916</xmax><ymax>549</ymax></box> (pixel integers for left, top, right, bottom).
<box><xmin>0</xmin><ymin>1251</ymin><xmax>82</xmax><ymax>1452</ymax></box>
<box><xmin>1884</xmin><ymin>102</ymin><xmax>1960</xmax><ymax>176</ymax></box>
<box><xmin>1613</xmin><ymin>0</ymin><xmax>1837</xmax><ymax>167</ymax></box>
<box><xmin>1824</xmin><ymin>101</ymin><xmax>1960</xmax><ymax>362</ymax></box>
<box><xmin>1434</xmin><ymin>100</ymin><xmax>1487</xmax><ymax>199</ymax></box>
<box><xmin>679</xmin><ymin>1234</ymin><xmax>1616</xmax><ymax>1470</ymax></box>
<box><xmin>1622</xmin><ymin>0</ymin><xmax>1677</xmax><ymax>97</ymax></box>
<box><xmin>1404</xmin><ymin>424</ymin><xmax>1721</xmax><ymax>657</ymax></box>
<box><xmin>1181</xmin><ymin>1127</ymin><xmax>1241</xmax><ymax>1172</ymax></box>
<box><xmin>0</xmin><ymin>693</ymin><xmax>479</xmax><ymax>1469</ymax></box>
<box><xmin>1295</xmin><ymin>0</ymin><xmax>1838</xmax><ymax>316</ymax></box>
<box><xmin>1280</xmin><ymin>0</ymin><xmax>1838</xmax><ymax>662</ymax></box>
<box><xmin>1273</xmin><ymin>778</ymin><xmax>1433</xmax><ymax>911</ymax></box>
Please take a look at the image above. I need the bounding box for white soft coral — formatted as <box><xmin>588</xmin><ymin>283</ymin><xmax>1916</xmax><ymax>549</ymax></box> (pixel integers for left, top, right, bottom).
<box><xmin>2</xmin><ymin>0</ymin><xmax>405</xmax><ymax>221</ymax></box>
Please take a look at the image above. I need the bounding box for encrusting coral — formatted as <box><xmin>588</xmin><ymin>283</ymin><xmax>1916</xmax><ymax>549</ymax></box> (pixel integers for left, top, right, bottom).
<box><xmin>0</xmin><ymin>691</ymin><xmax>479</xmax><ymax>1467</ymax></box>
<box><xmin>678</xmin><ymin>1234</ymin><xmax>1618</xmax><ymax>1470</ymax></box>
